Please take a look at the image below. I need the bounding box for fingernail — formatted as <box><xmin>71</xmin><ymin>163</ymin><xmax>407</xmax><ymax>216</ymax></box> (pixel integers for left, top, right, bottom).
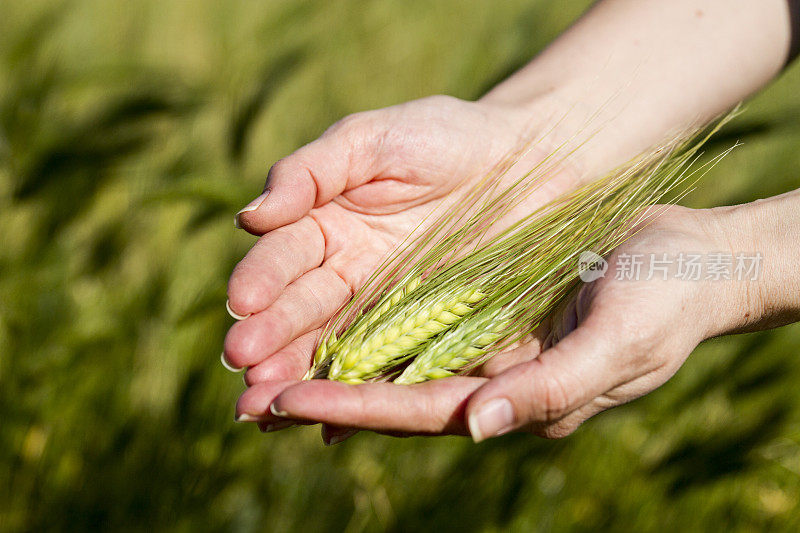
<box><xmin>261</xmin><ymin>420</ymin><xmax>296</xmax><ymax>433</ymax></box>
<box><xmin>234</xmin><ymin>188</ymin><xmax>271</xmax><ymax>229</ymax></box>
<box><xmin>221</xmin><ymin>352</ymin><xmax>243</xmax><ymax>373</ymax></box>
<box><xmin>269</xmin><ymin>403</ymin><xmax>289</xmax><ymax>418</ymax></box>
<box><xmin>226</xmin><ymin>300</ymin><xmax>251</xmax><ymax>321</ymax></box>
<box><xmin>235</xmin><ymin>413</ymin><xmax>266</xmax><ymax>423</ymax></box>
<box><xmin>468</xmin><ymin>398</ymin><xmax>515</xmax><ymax>443</ymax></box>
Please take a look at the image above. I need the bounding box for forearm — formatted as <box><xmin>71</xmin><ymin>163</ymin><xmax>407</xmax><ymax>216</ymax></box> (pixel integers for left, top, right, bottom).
<box><xmin>482</xmin><ymin>0</ymin><xmax>794</xmax><ymax>177</ymax></box>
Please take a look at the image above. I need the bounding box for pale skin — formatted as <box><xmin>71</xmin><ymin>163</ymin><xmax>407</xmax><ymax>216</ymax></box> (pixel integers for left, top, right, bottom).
<box><xmin>226</xmin><ymin>0</ymin><xmax>800</xmax><ymax>443</ymax></box>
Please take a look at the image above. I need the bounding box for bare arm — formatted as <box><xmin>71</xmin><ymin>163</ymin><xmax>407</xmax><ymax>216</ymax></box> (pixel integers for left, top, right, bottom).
<box><xmin>483</xmin><ymin>0</ymin><xmax>796</xmax><ymax>175</ymax></box>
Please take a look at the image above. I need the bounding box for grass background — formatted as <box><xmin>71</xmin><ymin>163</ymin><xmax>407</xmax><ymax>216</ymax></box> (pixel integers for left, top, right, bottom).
<box><xmin>2</xmin><ymin>0</ymin><xmax>800</xmax><ymax>531</ymax></box>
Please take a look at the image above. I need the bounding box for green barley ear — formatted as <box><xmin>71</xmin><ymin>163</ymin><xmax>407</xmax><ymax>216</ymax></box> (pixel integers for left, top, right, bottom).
<box><xmin>395</xmin><ymin>313</ymin><xmax>506</xmax><ymax>384</ymax></box>
<box><xmin>306</xmin><ymin>275</ymin><xmax>423</xmax><ymax>379</ymax></box>
<box><xmin>327</xmin><ymin>287</ymin><xmax>486</xmax><ymax>383</ymax></box>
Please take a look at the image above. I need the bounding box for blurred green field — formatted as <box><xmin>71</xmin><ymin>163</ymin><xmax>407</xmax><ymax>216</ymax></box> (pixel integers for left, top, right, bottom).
<box><xmin>2</xmin><ymin>1</ymin><xmax>800</xmax><ymax>531</ymax></box>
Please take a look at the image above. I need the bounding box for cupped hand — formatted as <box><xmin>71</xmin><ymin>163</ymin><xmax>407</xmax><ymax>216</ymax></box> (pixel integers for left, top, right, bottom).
<box><xmin>224</xmin><ymin>95</ymin><xmax>579</xmax><ymax>373</ymax></box>
<box><xmin>237</xmin><ymin>205</ymin><xmax>743</xmax><ymax>442</ymax></box>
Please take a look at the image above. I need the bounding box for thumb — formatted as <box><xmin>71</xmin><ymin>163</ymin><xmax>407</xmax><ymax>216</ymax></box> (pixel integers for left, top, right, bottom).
<box><xmin>465</xmin><ymin>323</ymin><xmax>618</xmax><ymax>442</ymax></box>
<box><xmin>234</xmin><ymin>115</ymin><xmax>379</xmax><ymax>235</ymax></box>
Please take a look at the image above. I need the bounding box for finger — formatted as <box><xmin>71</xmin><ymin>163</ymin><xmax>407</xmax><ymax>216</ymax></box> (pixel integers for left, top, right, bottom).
<box><xmin>270</xmin><ymin>377</ymin><xmax>487</xmax><ymax>435</ymax></box>
<box><xmin>237</xmin><ymin>381</ymin><xmax>318</xmax><ymax>432</ymax></box>
<box><xmin>235</xmin><ymin>381</ymin><xmax>299</xmax><ymax>424</ymax></box>
<box><xmin>234</xmin><ymin>116</ymin><xmax>378</xmax><ymax>234</ymax></box>
<box><xmin>321</xmin><ymin>424</ymin><xmax>424</xmax><ymax>445</ymax></box>
<box><xmin>542</xmin><ymin>284</ymin><xmax>582</xmax><ymax>347</ymax></box>
<box><xmin>320</xmin><ymin>424</ymin><xmax>359</xmax><ymax>446</ymax></box>
<box><xmin>477</xmin><ymin>324</ymin><xmax>549</xmax><ymax>378</ymax></box>
<box><xmin>244</xmin><ymin>330</ymin><xmax>318</xmax><ymax>386</ymax></box>
<box><xmin>541</xmin><ymin>330</ymin><xmax>554</xmax><ymax>351</ymax></box>
<box><xmin>257</xmin><ymin>419</ymin><xmax>302</xmax><ymax>434</ymax></box>
<box><xmin>465</xmin><ymin>321</ymin><xmax>619</xmax><ymax>443</ymax></box>
<box><xmin>551</xmin><ymin>296</ymin><xmax>578</xmax><ymax>345</ymax></box>
<box><xmin>228</xmin><ymin>217</ymin><xmax>325</xmax><ymax>316</ymax></box>
<box><xmin>224</xmin><ymin>266</ymin><xmax>351</xmax><ymax>369</ymax></box>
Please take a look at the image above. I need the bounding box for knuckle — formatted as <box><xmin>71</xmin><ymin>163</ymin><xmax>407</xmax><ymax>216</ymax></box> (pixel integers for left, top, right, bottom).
<box><xmin>260</xmin><ymin>231</ymin><xmax>299</xmax><ymax>283</ymax></box>
<box><xmin>262</xmin><ymin>308</ymin><xmax>293</xmax><ymax>346</ymax></box>
<box><xmin>268</xmin><ymin>156</ymin><xmax>291</xmax><ymax>178</ymax></box>
<box><xmin>421</xmin><ymin>94</ymin><xmax>462</xmax><ymax>109</ymax></box>
<box><xmin>532</xmin><ymin>373</ymin><xmax>573</xmax><ymax>422</ymax></box>
<box><xmin>298</xmin><ymin>281</ymin><xmax>326</xmax><ymax>324</ymax></box>
<box><xmin>533</xmin><ymin>421</ymin><xmax>578</xmax><ymax>440</ymax></box>
<box><xmin>328</xmin><ymin>112</ymin><xmax>367</xmax><ymax>137</ymax></box>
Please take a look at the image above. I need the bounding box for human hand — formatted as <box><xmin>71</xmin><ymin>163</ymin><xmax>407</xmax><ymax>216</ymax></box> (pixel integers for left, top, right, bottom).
<box><xmin>237</xmin><ymin>205</ymin><xmax>751</xmax><ymax>441</ymax></box>
<box><xmin>224</xmin><ymin>95</ymin><xmax>583</xmax><ymax>375</ymax></box>
<box><xmin>231</xmin><ymin>0</ymin><xmax>800</xmax><ymax>440</ymax></box>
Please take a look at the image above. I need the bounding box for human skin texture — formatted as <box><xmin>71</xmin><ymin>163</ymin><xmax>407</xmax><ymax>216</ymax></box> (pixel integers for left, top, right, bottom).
<box><xmin>227</xmin><ymin>0</ymin><xmax>800</xmax><ymax>442</ymax></box>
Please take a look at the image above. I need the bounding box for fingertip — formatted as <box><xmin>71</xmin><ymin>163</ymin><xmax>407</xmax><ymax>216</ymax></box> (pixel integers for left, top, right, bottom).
<box><xmin>227</xmin><ymin>272</ymin><xmax>280</xmax><ymax>317</ymax></box>
<box><xmin>237</xmin><ymin>124</ymin><xmax>365</xmax><ymax>234</ymax></box>
<box><xmin>467</xmin><ymin>410</ymin><xmax>485</xmax><ymax>443</ymax></box>
<box><xmin>235</xmin><ymin>413</ymin><xmax>268</xmax><ymax>423</ymax></box>
<box><xmin>467</xmin><ymin>329</ymin><xmax>613</xmax><ymax>432</ymax></box>
<box><xmin>228</xmin><ymin>217</ymin><xmax>329</xmax><ymax>317</ymax></box>
<box><xmin>221</xmin><ymin>351</ymin><xmax>244</xmax><ymax>373</ymax></box>
<box><xmin>465</xmin><ymin>397</ymin><xmax>515</xmax><ymax>443</ymax></box>
<box><xmin>235</xmin><ymin>162</ymin><xmax>317</xmax><ymax>235</ymax></box>
<box><xmin>269</xmin><ymin>402</ymin><xmax>289</xmax><ymax>418</ymax></box>
<box><xmin>270</xmin><ymin>380</ymin><xmax>350</xmax><ymax>420</ymax></box>
<box><xmin>243</xmin><ymin>329</ymin><xmax>319</xmax><ymax>387</ymax></box>
<box><xmin>234</xmin><ymin>189</ymin><xmax>272</xmax><ymax>231</ymax></box>
<box><xmin>268</xmin><ymin>382</ymin><xmax>307</xmax><ymax>418</ymax></box>
<box><xmin>225</xmin><ymin>299</ymin><xmax>252</xmax><ymax>321</ymax></box>
<box><xmin>223</xmin><ymin>320</ymin><xmax>264</xmax><ymax>368</ymax></box>
<box><xmin>235</xmin><ymin>389</ymin><xmax>262</xmax><ymax>420</ymax></box>
<box><xmin>236</xmin><ymin>380</ymin><xmax>296</xmax><ymax>420</ymax></box>
<box><xmin>226</xmin><ymin>306</ymin><xmax>299</xmax><ymax>368</ymax></box>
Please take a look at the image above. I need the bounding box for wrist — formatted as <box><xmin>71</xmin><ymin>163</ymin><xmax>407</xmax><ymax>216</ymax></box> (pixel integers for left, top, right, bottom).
<box><xmin>709</xmin><ymin>192</ymin><xmax>800</xmax><ymax>334</ymax></box>
<box><xmin>686</xmin><ymin>206</ymin><xmax>756</xmax><ymax>338</ymax></box>
<box><xmin>644</xmin><ymin>205</ymin><xmax>768</xmax><ymax>341</ymax></box>
<box><xmin>479</xmin><ymin>81</ymin><xmax>679</xmax><ymax>188</ymax></box>
<box><xmin>474</xmin><ymin>94</ymin><xmax>598</xmax><ymax>197</ymax></box>
<box><xmin>648</xmin><ymin>206</ymin><xmax>747</xmax><ymax>341</ymax></box>
<box><xmin>477</xmin><ymin>89</ymin><xmax>615</xmax><ymax>190</ymax></box>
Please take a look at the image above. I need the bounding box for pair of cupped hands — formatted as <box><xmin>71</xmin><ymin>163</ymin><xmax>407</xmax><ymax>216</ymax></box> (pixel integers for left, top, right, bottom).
<box><xmin>225</xmin><ymin>95</ymin><xmax>741</xmax><ymax>444</ymax></box>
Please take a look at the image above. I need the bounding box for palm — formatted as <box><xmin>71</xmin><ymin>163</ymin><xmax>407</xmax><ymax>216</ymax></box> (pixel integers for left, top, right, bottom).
<box><xmin>302</xmin><ymin>201</ymin><xmax>421</xmax><ymax>295</ymax></box>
